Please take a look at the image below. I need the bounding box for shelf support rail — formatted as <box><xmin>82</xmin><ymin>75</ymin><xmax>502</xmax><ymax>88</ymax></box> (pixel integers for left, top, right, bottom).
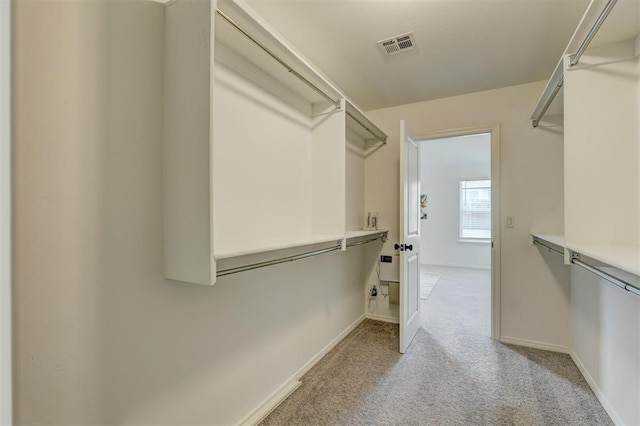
<box><xmin>216</xmin><ymin>231</ymin><xmax>388</xmax><ymax>277</ymax></box>
<box><xmin>532</xmin><ymin>237</ymin><xmax>564</xmax><ymax>257</ymax></box>
<box><xmin>531</xmin><ymin>0</ymin><xmax>617</xmax><ymax>127</ymax></box>
<box><xmin>571</xmin><ymin>253</ymin><xmax>640</xmax><ymax>297</ymax></box>
<box><xmin>215</xmin><ymin>9</ymin><xmax>387</xmax><ymax>144</ymax></box>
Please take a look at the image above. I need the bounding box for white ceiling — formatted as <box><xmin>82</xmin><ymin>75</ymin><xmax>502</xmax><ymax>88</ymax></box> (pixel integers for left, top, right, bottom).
<box><xmin>245</xmin><ymin>0</ymin><xmax>636</xmax><ymax>111</ymax></box>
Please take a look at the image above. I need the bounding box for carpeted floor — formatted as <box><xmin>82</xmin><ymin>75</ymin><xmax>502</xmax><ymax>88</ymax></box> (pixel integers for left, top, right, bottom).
<box><xmin>261</xmin><ymin>267</ymin><xmax>612</xmax><ymax>425</ymax></box>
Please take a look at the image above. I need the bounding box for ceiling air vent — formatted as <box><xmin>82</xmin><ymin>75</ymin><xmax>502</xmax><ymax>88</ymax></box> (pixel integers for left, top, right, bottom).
<box><xmin>377</xmin><ymin>32</ymin><xmax>416</xmax><ymax>56</ymax></box>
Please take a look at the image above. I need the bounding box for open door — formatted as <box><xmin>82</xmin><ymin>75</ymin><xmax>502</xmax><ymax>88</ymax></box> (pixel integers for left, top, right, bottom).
<box><xmin>399</xmin><ymin>120</ymin><xmax>421</xmax><ymax>353</ymax></box>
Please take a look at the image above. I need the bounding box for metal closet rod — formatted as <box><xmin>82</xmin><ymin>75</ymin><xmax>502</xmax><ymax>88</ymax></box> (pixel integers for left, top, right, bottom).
<box><xmin>215</xmin><ymin>9</ymin><xmax>387</xmax><ymax>144</ymax></box>
<box><xmin>214</xmin><ymin>9</ymin><xmax>340</xmax><ymax>109</ymax></box>
<box><xmin>346</xmin><ymin>110</ymin><xmax>387</xmax><ymax>144</ymax></box>
<box><xmin>346</xmin><ymin>232</ymin><xmax>388</xmax><ymax>248</ymax></box>
<box><xmin>532</xmin><ymin>237</ymin><xmax>564</xmax><ymax>257</ymax></box>
<box><xmin>571</xmin><ymin>253</ymin><xmax>640</xmax><ymax>297</ymax></box>
<box><xmin>531</xmin><ymin>0</ymin><xmax>617</xmax><ymax>128</ymax></box>
<box><xmin>533</xmin><ymin>238</ymin><xmax>640</xmax><ymax>297</ymax></box>
<box><xmin>216</xmin><ymin>242</ymin><xmax>342</xmax><ymax>277</ymax></box>
<box><xmin>216</xmin><ymin>232</ymin><xmax>388</xmax><ymax>277</ymax></box>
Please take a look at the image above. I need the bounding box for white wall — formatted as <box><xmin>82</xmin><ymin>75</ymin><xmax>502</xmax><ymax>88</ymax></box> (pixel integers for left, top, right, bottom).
<box><xmin>13</xmin><ymin>2</ymin><xmax>367</xmax><ymax>424</ymax></box>
<box><xmin>346</xmin><ymin>136</ymin><xmax>365</xmax><ymax>232</ymax></box>
<box><xmin>564</xmin><ymin>37</ymin><xmax>640</xmax><ymax>426</ymax></box>
<box><xmin>570</xmin><ymin>267</ymin><xmax>640</xmax><ymax>425</ymax></box>
<box><xmin>564</xmin><ymin>39</ymin><xmax>638</xmax><ymax>246</ymax></box>
<box><xmin>366</xmin><ymin>81</ymin><xmax>571</xmax><ymax>349</ymax></box>
<box><xmin>420</xmin><ymin>134</ymin><xmax>491</xmax><ymax>269</ymax></box>
<box><xmin>213</xmin><ymin>58</ymin><xmax>313</xmax><ymax>245</ymax></box>
<box><xmin>0</xmin><ymin>1</ymin><xmax>11</xmax><ymax>424</ymax></box>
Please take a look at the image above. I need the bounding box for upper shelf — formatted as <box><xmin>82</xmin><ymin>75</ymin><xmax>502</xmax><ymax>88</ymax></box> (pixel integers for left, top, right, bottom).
<box><xmin>530</xmin><ymin>0</ymin><xmax>640</xmax><ymax>127</ymax></box>
<box><xmin>216</xmin><ymin>0</ymin><xmax>387</xmax><ymax>143</ymax></box>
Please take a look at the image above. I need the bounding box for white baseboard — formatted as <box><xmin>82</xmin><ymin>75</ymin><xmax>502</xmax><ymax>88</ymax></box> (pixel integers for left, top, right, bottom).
<box><xmin>570</xmin><ymin>351</ymin><xmax>622</xmax><ymax>426</ymax></box>
<box><xmin>238</xmin><ymin>314</ymin><xmax>366</xmax><ymax>426</ymax></box>
<box><xmin>238</xmin><ymin>380</ymin><xmax>301</xmax><ymax>426</ymax></box>
<box><xmin>365</xmin><ymin>313</ymin><xmax>399</xmax><ymax>324</ymax></box>
<box><xmin>498</xmin><ymin>336</ymin><xmax>569</xmax><ymax>354</ymax></box>
<box><xmin>293</xmin><ymin>314</ymin><xmax>366</xmax><ymax>379</ymax></box>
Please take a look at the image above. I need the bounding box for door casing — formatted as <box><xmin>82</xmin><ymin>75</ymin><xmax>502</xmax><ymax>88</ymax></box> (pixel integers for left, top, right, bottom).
<box><xmin>412</xmin><ymin>124</ymin><xmax>501</xmax><ymax>340</ymax></box>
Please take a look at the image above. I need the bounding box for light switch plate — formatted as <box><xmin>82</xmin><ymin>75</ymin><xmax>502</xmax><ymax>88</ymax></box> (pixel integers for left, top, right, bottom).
<box><xmin>505</xmin><ymin>215</ymin><xmax>514</xmax><ymax>228</ymax></box>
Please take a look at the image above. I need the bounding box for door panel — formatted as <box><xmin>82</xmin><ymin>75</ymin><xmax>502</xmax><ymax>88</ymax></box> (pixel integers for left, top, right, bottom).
<box><xmin>399</xmin><ymin>120</ymin><xmax>421</xmax><ymax>353</ymax></box>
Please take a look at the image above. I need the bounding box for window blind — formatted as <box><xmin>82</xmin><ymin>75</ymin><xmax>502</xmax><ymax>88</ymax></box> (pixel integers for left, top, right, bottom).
<box><xmin>459</xmin><ymin>179</ymin><xmax>491</xmax><ymax>240</ymax></box>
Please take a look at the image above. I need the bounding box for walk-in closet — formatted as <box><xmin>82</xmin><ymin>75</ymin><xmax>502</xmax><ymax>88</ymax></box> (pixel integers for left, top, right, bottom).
<box><xmin>5</xmin><ymin>0</ymin><xmax>640</xmax><ymax>424</ymax></box>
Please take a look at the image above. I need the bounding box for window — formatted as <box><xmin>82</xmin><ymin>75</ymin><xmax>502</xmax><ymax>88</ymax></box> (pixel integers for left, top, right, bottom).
<box><xmin>459</xmin><ymin>179</ymin><xmax>491</xmax><ymax>240</ymax></box>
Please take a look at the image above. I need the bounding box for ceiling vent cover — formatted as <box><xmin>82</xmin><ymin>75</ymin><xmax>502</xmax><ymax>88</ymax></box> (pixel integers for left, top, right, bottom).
<box><xmin>377</xmin><ymin>32</ymin><xmax>416</xmax><ymax>56</ymax></box>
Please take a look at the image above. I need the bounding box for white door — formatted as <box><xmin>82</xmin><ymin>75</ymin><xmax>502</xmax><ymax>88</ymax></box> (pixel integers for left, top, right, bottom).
<box><xmin>399</xmin><ymin>120</ymin><xmax>421</xmax><ymax>353</ymax></box>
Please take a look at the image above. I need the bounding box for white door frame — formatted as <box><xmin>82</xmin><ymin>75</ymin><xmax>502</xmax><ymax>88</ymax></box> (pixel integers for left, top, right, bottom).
<box><xmin>1</xmin><ymin>0</ymin><xmax>11</xmax><ymax>423</ymax></box>
<box><xmin>416</xmin><ymin>124</ymin><xmax>501</xmax><ymax>340</ymax></box>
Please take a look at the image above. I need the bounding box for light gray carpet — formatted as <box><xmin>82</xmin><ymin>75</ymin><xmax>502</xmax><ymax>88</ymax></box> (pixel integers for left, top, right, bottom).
<box><xmin>261</xmin><ymin>268</ymin><xmax>612</xmax><ymax>426</ymax></box>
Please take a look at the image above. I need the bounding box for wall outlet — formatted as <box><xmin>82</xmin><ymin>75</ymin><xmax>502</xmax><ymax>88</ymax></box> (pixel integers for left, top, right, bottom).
<box><xmin>380</xmin><ymin>255</ymin><xmax>392</xmax><ymax>263</ymax></box>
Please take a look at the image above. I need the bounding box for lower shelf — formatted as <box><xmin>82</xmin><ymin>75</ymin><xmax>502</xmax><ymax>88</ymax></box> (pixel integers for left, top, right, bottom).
<box><xmin>214</xmin><ymin>235</ymin><xmax>344</xmax><ymax>260</ymax></box>
<box><xmin>215</xmin><ymin>230</ymin><xmax>389</xmax><ymax>279</ymax></box>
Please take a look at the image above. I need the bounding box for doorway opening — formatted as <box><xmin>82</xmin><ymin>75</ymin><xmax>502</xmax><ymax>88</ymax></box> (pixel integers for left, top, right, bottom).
<box><xmin>414</xmin><ymin>127</ymin><xmax>500</xmax><ymax>341</ymax></box>
<box><xmin>399</xmin><ymin>122</ymin><xmax>500</xmax><ymax>352</ymax></box>
<box><xmin>419</xmin><ymin>132</ymin><xmax>491</xmax><ymax>297</ymax></box>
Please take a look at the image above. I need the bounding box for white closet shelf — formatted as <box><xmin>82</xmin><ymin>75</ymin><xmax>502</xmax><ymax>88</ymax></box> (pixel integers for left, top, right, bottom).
<box><xmin>215</xmin><ymin>230</ymin><xmax>389</xmax><ymax>260</ymax></box>
<box><xmin>163</xmin><ymin>0</ymin><xmax>388</xmax><ymax>285</ymax></box>
<box><xmin>346</xmin><ymin>229</ymin><xmax>389</xmax><ymax>239</ymax></box>
<box><xmin>530</xmin><ymin>0</ymin><xmax>618</xmax><ymax>127</ymax></box>
<box><xmin>565</xmin><ymin>243</ymin><xmax>640</xmax><ymax>277</ymax></box>
<box><xmin>532</xmin><ymin>233</ymin><xmax>640</xmax><ymax>277</ymax></box>
<box><xmin>214</xmin><ymin>235</ymin><xmax>344</xmax><ymax>260</ymax></box>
